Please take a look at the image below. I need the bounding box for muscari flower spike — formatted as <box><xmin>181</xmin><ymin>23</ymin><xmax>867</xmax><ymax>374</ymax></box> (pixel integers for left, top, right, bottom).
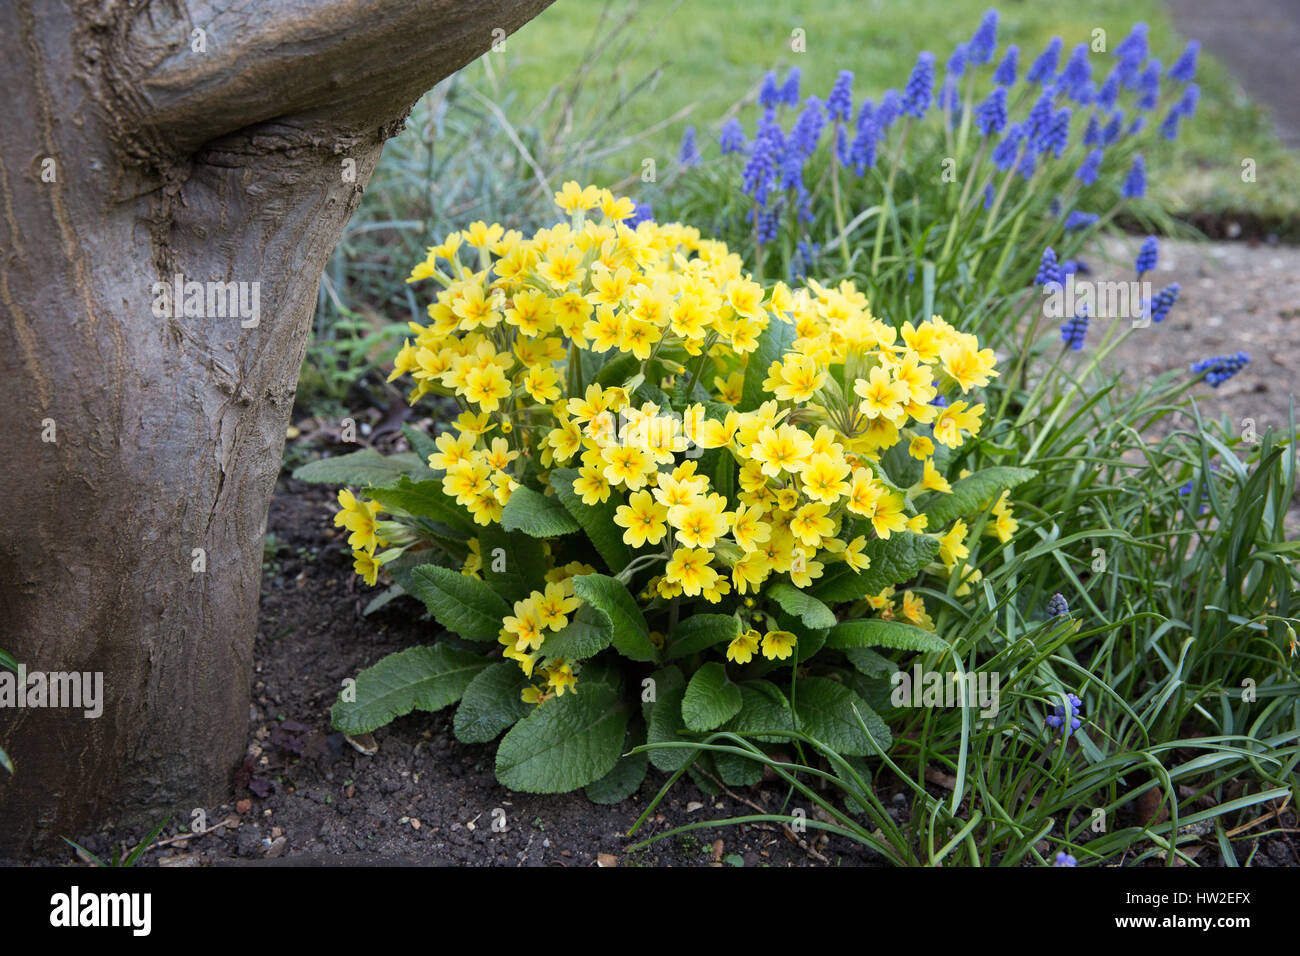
<box><xmin>827</xmin><ymin>70</ymin><xmax>854</xmax><ymax>122</ymax></box>
<box><xmin>1047</xmin><ymin>592</ymin><xmax>1070</xmax><ymax>617</ymax></box>
<box><xmin>1045</xmin><ymin>692</ymin><xmax>1083</xmax><ymax>737</ymax></box>
<box><xmin>969</xmin><ymin>9</ymin><xmax>999</xmax><ymax>65</ymax></box>
<box><xmin>1150</xmin><ymin>282</ymin><xmax>1181</xmax><ymax>323</ymax></box>
<box><xmin>1169</xmin><ymin>41</ymin><xmax>1200</xmax><ymax>83</ymax></box>
<box><xmin>1036</xmin><ymin>246</ymin><xmax>1063</xmax><ymax>288</ymax></box>
<box><xmin>1115</xmin><ymin>22</ymin><xmax>1149</xmax><ymax>85</ymax></box>
<box><xmin>1065</xmin><ymin>210</ymin><xmax>1099</xmax><ymax>231</ymax></box>
<box><xmin>1054</xmin><ymin>851</ymin><xmax>1078</xmax><ymax>867</ymax></box>
<box><xmin>1134</xmin><ymin>235</ymin><xmax>1158</xmax><ymax>276</ymax></box>
<box><xmin>1027</xmin><ymin>36</ymin><xmax>1062</xmax><ymax>85</ymax></box>
<box><xmin>947</xmin><ymin>42</ymin><xmax>969</xmax><ymax>80</ymax></box>
<box><xmin>758</xmin><ymin>70</ymin><xmax>780</xmax><ymax>109</ymax></box>
<box><xmin>719</xmin><ymin>117</ymin><xmax>747</xmax><ymax>154</ymax></box>
<box><xmin>992</xmin><ymin>122</ymin><xmax>1024</xmax><ymax>171</ymax></box>
<box><xmin>994</xmin><ymin>44</ymin><xmax>1018</xmax><ymax>85</ymax></box>
<box><xmin>627</xmin><ymin>201</ymin><xmax>654</xmax><ymax>227</ymax></box>
<box><xmin>1136</xmin><ymin>59</ymin><xmax>1162</xmax><ymax>110</ymax></box>
<box><xmin>975</xmin><ymin>85</ymin><xmax>1008</xmax><ymax>135</ymax></box>
<box><xmin>1121</xmin><ymin>154</ymin><xmax>1146</xmax><ymax>198</ymax></box>
<box><xmin>1096</xmin><ymin>68</ymin><xmax>1121</xmax><ymax>111</ymax></box>
<box><xmin>1061</xmin><ymin>307</ymin><xmax>1089</xmax><ymax>350</ymax></box>
<box><xmin>1058</xmin><ymin>43</ymin><xmax>1092</xmax><ymax>102</ymax></box>
<box><xmin>1075</xmin><ymin>148</ymin><xmax>1103</xmax><ymax>186</ymax></box>
<box><xmin>678</xmin><ymin>126</ymin><xmax>700</xmax><ymax>167</ymax></box>
<box><xmin>902</xmin><ymin>52</ymin><xmax>935</xmax><ymax>118</ymax></box>
<box><xmin>780</xmin><ymin>67</ymin><xmax>802</xmax><ymax>107</ymax></box>
<box><xmin>1191</xmin><ymin>351</ymin><xmax>1250</xmax><ymax>387</ymax></box>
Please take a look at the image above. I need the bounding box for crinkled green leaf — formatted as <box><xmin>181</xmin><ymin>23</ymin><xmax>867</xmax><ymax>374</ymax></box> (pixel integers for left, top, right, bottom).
<box><xmin>572</xmin><ymin>573</ymin><xmax>659</xmax><ymax>662</ymax></box>
<box><xmin>453</xmin><ymin>661</ymin><xmax>532</xmax><ymax>743</ymax></box>
<box><xmin>585</xmin><ymin>719</ymin><xmax>647</xmax><ymax>805</ymax></box>
<box><xmin>407</xmin><ymin>565</ymin><xmax>509</xmax><ymax>642</ymax></box>
<box><xmin>495</xmin><ymin>680</ymin><xmax>627</xmax><ymax>792</ymax></box>
<box><xmin>811</xmin><ymin>533</ymin><xmax>940</xmax><ymax>603</ymax></box>
<box><xmin>367</xmin><ymin>475</ymin><xmax>476</xmax><ymax>535</ymax></box>
<box><xmin>477</xmin><ymin>523</ymin><xmax>548</xmax><ymax>603</ymax></box>
<box><xmin>645</xmin><ymin>670</ymin><xmax>694</xmax><ymax>772</ymax></box>
<box><xmin>331</xmin><ymin>644</ymin><xmax>489</xmax><ymax>735</ymax></box>
<box><xmin>827</xmin><ymin>618</ymin><xmax>948</xmax><ymax>653</ymax></box>
<box><xmin>501</xmin><ymin>485</ymin><xmax>581</xmax><ymax>536</ymax></box>
<box><xmin>681</xmin><ymin>662</ymin><xmax>743</xmax><ymax>732</ymax></box>
<box><xmin>919</xmin><ymin>466</ymin><xmax>1037</xmax><ymax>528</ymax></box>
<box><xmin>767</xmin><ymin>580</ymin><xmax>837</xmax><ymax>629</ymax></box>
<box><xmin>666</xmin><ymin>613</ymin><xmax>741</xmax><ymax>659</ymax></box>
<box><xmin>794</xmin><ymin>677</ymin><xmax>891</xmax><ymax>755</ymax></box>
<box><xmin>292</xmin><ymin>449</ymin><xmax>423</xmax><ymax>485</ymax></box>
<box><xmin>740</xmin><ymin>315</ymin><xmax>796</xmax><ymax>412</ymax></box>
<box><xmin>541</xmin><ymin>601</ymin><xmax>613</xmax><ymax>661</ymax></box>
<box><xmin>722</xmin><ymin>681</ymin><xmax>794</xmax><ymax>743</ymax></box>
<box><xmin>550</xmin><ymin>468</ymin><xmax>632</xmax><ymax>572</ymax></box>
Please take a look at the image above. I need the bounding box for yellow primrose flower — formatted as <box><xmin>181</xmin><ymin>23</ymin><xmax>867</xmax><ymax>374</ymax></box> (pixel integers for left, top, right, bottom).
<box><xmin>665</xmin><ymin>547</ymin><xmax>719</xmax><ymax>596</ymax></box>
<box><xmin>614</xmin><ymin>490</ymin><xmax>670</xmax><ymax>547</ymax></box>
<box><xmin>761</xmin><ymin>630</ymin><xmax>797</xmax><ymax>661</ymax></box>
<box><xmin>938</xmin><ymin>519</ymin><xmax>970</xmax><ymax>570</ymax></box>
<box><xmin>727</xmin><ymin>629</ymin><xmax>762</xmax><ymax>664</ymax></box>
<box><xmin>854</xmin><ymin>366</ymin><xmax>910</xmax><ymax>425</ymax></box>
<box><xmin>921</xmin><ymin>458</ymin><xmax>952</xmax><ymax>493</ymax></box>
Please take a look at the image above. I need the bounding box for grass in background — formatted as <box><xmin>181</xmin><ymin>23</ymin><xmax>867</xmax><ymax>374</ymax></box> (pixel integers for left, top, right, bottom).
<box><xmin>504</xmin><ymin>0</ymin><xmax>1300</xmax><ymax>231</ymax></box>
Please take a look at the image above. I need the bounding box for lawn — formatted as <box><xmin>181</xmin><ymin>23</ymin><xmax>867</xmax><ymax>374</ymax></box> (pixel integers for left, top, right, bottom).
<box><xmin>496</xmin><ymin>0</ymin><xmax>1300</xmax><ymax>233</ymax></box>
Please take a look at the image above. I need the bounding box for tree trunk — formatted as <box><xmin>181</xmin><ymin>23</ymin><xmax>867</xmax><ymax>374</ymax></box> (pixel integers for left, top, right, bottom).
<box><xmin>0</xmin><ymin>0</ymin><xmax>552</xmax><ymax>853</ymax></box>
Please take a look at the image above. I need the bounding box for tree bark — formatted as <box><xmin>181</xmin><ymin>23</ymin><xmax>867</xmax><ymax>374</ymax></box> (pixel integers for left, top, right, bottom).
<box><xmin>0</xmin><ymin>0</ymin><xmax>552</xmax><ymax>853</ymax></box>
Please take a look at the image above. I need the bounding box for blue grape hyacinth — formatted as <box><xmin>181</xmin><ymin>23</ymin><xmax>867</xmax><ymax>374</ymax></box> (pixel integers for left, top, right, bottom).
<box><xmin>902</xmin><ymin>52</ymin><xmax>935</xmax><ymax>118</ymax></box>
<box><xmin>1135</xmin><ymin>235</ymin><xmax>1158</xmax><ymax>276</ymax></box>
<box><xmin>1036</xmin><ymin>246</ymin><xmax>1063</xmax><ymax>288</ymax></box>
<box><xmin>1047</xmin><ymin>593</ymin><xmax>1070</xmax><ymax>617</ymax></box>
<box><xmin>678</xmin><ymin>126</ymin><xmax>700</xmax><ymax>167</ymax></box>
<box><xmin>993</xmin><ymin>44</ymin><xmax>1018</xmax><ymax>86</ymax></box>
<box><xmin>1054</xmin><ymin>852</ymin><xmax>1078</xmax><ymax>867</ymax></box>
<box><xmin>1191</xmin><ymin>352</ymin><xmax>1250</xmax><ymax>387</ymax></box>
<box><xmin>719</xmin><ymin>117</ymin><xmax>747</xmax><ymax>154</ymax></box>
<box><xmin>969</xmin><ymin>9</ymin><xmax>999</xmax><ymax>65</ymax></box>
<box><xmin>1121</xmin><ymin>155</ymin><xmax>1146</xmax><ymax>198</ymax></box>
<box><xmin>1149</xmin><ymin>282</ymin><xmax>1180</xmax><ymax>323</ymax></box>
<box><xmin>1061</xmin><ymin>308</ymin><xmax>1089</xmax><ymax>350</ymax></box>
<box><xmin>1169</xmin><ymin>40</ymin><xmax>1200</xmax><ymax>83</ymax></box>
<box><xmin>1027</xmin><ymin>36</ymin><xmax>1062</xmax><ymax>85</ymax></box>
<box><xmin>1046</xmin><ymin>692</ymin><xmax>1083</xmax><ymax>737</ymax></box>
<box><xmin>827</xmin><ymin>70</ymin><xmax>854</xmax><ymax>122</ymax></box>
<box><xmin>975</xmin><ymin>86</ymin><xmax>1008</xmax><ymax>136</ymax></box>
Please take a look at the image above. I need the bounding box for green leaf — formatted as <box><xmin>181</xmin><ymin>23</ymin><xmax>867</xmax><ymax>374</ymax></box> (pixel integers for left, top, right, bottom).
<box><xmin>331</xmin><ymin>644</ymin><xmax>489</xmax><ymax>735</ymax></box>
<box><xmin>794</xmin><ymin>677</ymin><xmax>891</xmax><ymax>755</ymax></box>
<box><xmin>572</xmin><ymin>573</ymin><xmax>659</xmax><ymax>662</ymax></box>
<box><xmin>477</xmin><ymin>523</ymin><xmax>548</xmax><ymax>603</ymax></box>
<box><xmin>495</xmin><ymin>680</ymin><xmax>628</xmax><ymax>792</ymax></box>
<box><xmin>406</xmin><ymin>565</ymin><xmax>510</xmax><ymax>642</ymax></box>
<box><xmin>767</xmin><ymin>580</ymin><xmax>837</xmax><ymax>629</ymax></box>
<box><xmin>549</xmin><ymin>468</ymin><xmax>632</xmax><ymax>572</ymax></box>
<box><xmin>740</xmin><ymin>316</ymin><xmax>795</xmax><ymax>411</ymax></box>
<box><xmin>585</xmin><ymin>720</ymin><xmax>648</xmax><ymax>805</ymax></box>
<box><xmin>681</xmin><ymin>662</ymin><xmax>743</xmax><ymax>732</ymax></box>
<box><xmin>844</xmin><ymin>646</ymin><xmax>895</xmax><ymax>677</ymax></box>
<box><xmin>0</xmin><ymin>648</ymin><xmax>16</xmax><ymax>673</ymax></box>
<box><xmin>500</xmin><ymin>485</ymin><xmax>581</xmax><ymax>536</ymax></box>
<box><xmin>292</xmin><ymin>449</ymin><xmax>423</xmax><ymax>485</ymax></box>
<box><xmin>366</xmin><ymin>476</ymin><xmax>476</xmax><ymax>535</ymax></box>
<box><xmin>645</xmin><ymin>669</ymin><xmax>694</xmax><ymax>772</ymax></box>
<box><xmin>402</xmin><ymin>424</ymin><xmax>439</xmax><ymax>463</ymax></box>
<box><xmin>918</xmin><ymin>466</ymin><xmax>1037</xmax><ymax>528</ymax></box>
<box><xmin>540</xmin><ymin>602</ymin><xmax>613</xmax><ymax>661</ymax></box>
<box><xmin>827</xmin><ymin>619</ymin><xmax>948</xmax><ymax>653</ymax></box>
<box><xmin>0</xmin><ymin>743</ymin><xmax>11</xmax><ymax>774</ymax></box>
<box><xmin>666</xmin><ymin>613</ymin><xmax>741</xmax><ymax>659</ymax></box>
<box><xmin>811</xmin><ymin>533</ymin><xmax>940</xmax><ymax>603</ymax></box>
<box><xmin>453</xmin><ymin>662</ymin><xmax>532</xmax><ymax>744</ymax></box>
<box><xmin>723</xmin><ymin>681</ymin><xmax>794</xmax><ymax>743</ymax></box>
<box><xmin>715</xmin><ymin>748</ymin><xmax>763</xmax><ymax>787</ymax></box>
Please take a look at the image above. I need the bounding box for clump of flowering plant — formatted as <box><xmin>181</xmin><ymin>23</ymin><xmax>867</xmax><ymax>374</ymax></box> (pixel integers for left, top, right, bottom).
<box><xmin>305</xmin><ymin>184</ymin><xmax>1032</xmax><ymax>796</ymax></box>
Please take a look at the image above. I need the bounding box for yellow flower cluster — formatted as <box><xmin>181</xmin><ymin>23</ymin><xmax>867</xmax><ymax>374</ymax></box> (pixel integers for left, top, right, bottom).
<box><xmin>334</xmin><ymin>489</ymin><xmax>391</xmax><ymax>585</ymax></box>
<box><xmin>359</xmin><ymin>183</ymin><xmax>1010</xmax><ymax>696</ymax></box>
